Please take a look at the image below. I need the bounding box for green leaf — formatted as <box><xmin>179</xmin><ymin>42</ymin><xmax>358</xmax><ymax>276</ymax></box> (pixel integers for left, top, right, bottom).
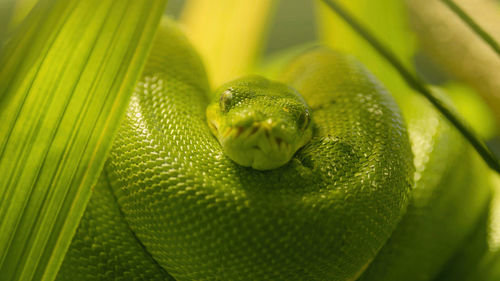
<box><xmin>0</xmin><ymin>0</ymin><xmax>167</xmax><ymax>280</ymax></box>
<box><xmin>0</xmin><ymin>0</ymin><xmax>17</xmax><ymax>42</ymax></box>
<box><xmin>8</xmin><ymin>0</ymin><xmax>38</xmax><ymax>32</ymax></box>
<box><xmin>315</xmin><ymin>0</ymin><xmax>415</xmax><ymax>97</ymax></box>
<box><xmin>441</xmin><ymin>0</ymin><xmax>500</xmax><ymax>57</ymax></box>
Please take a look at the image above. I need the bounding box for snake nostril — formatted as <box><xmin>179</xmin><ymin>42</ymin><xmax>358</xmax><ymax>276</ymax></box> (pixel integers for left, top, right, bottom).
<box><xmin>264</xmin><ymin>130</ymin><xmax>270</xmax><ymax>138</ymax></box>
<box><xmin>249</xmin><ymin>126</ymin><xmax>259</xmax><ymax>136</ymax></box>
<box><xmin>235</xmin><ymin>127</ymin><xmax>245</xmax><ymax>137</ymax></box>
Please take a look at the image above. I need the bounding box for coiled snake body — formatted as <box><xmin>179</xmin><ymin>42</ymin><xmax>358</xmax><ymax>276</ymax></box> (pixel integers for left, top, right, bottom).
<box><xmin>55</xmin><ymin>18</ymin><xmax>489</xmax><ymax>281</ymax></box>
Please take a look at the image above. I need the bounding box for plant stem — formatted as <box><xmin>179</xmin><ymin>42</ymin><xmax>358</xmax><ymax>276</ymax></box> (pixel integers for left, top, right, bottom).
<box><xmin>441</xmin><ymin>0</ymin><xmax>500</xmax><ymax>57</ymax></box>
<box><xmin>319</xmin><ymin>0</ymin><xmax>500</xmax><ymax>174</ymax></box>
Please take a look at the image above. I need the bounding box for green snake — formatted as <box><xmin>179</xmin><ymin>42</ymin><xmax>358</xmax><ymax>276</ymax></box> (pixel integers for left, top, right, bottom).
<box><xmin>54</xmin><ymin>18</ymin><xmax>491</xmax><ymax>281</ymax></box>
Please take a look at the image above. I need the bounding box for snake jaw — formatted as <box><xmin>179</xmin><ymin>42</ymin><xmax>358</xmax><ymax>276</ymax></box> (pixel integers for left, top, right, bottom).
<box><xmin>214</xmin><ymin>122</ymin><xmax>298</xmax><ymax>170</ymax></box>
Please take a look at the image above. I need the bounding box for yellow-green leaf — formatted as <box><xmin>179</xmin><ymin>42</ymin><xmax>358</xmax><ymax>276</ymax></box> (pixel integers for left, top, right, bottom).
<box><xmin>180</xmin><ymin>0</ymin><xmax>277</xmax><ymax>88</ymax></box>
<box><xmin>0</xmin><ymin>0</ymin><xmax>167</xmax><ymax>280</ymax></box>
<box><xmin>8</xmin><ymin>0</ymin><xmax>38</xmax><ymax>31</ymax></box>
<box><xmin>315</xmin><ymin>0</ymin><xmax>415</xmax><ymax>99</ymax></box>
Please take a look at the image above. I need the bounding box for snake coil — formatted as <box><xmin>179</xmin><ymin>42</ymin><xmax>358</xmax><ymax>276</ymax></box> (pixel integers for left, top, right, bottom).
<box><xmin>56</xmin><ymin>18</ymin><xmax>490</xmax><ymax>281</ymax></box>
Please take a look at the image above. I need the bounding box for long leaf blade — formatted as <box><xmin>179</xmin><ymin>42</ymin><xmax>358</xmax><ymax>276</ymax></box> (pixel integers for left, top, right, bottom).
<box><xmin>180</xmin><ymin>0</ymin><xmax>276</xmax><ymax>88</ymax></box>
<box><xmin>315</xmin><ymin>0</ymin><xmax>414</xmax><ymax>96</ymax></box>
<box><xmin>441</xmin><ymin>0</ymin><xmax>500</xmax><ymax>61</ymax></box>
<box><xmin>0</xmin><ymin>0</ymin><xmax>167</xmax><ymax>280</ymax></box>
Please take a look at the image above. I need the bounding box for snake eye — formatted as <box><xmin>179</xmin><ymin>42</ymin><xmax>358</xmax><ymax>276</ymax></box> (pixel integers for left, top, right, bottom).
<box><xmin>297</xmin><ymin>109</ymin><xmax>310</xmax><ymax>130</ymax></box>
<box><xmin>219</xmin><ymin>90</ymin><xmax>233</xmax><ymax>112</ymax></box>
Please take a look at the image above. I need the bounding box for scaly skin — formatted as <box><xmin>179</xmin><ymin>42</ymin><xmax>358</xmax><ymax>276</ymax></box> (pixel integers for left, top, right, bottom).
<box><xmin>56</xmin><ymin>172</ymin><xmax>175</xmax><ymax>281</ymax></box>
<box><xmin>357</xmin><ymin>93</ymin><xmax>491</xmax><ymax>281</ymax></box>
<box><xmin>57</xmin><ymin>18</ymin><xmax>414</xmax><ymax>280</ymax></box>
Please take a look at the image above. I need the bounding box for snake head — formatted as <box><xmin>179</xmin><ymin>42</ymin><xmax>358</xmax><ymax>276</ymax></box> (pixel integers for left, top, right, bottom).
<box><xmin>206</xmin><ymin>75</ymin><xmax>313</xmax><ymax>170</ymax></box>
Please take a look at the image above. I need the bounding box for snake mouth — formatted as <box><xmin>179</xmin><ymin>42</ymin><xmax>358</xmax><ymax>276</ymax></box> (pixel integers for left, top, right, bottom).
<box><xmin>223</xmin><ymin>124</ymin><xmax>292</xmax><ymax>151</ymax></box>
<box><xmin>215</xmin><ymin>123</ymin><xmax>296</xmax><ymax>170</ymax></box>
<box><xmin>210</xmin><ymin>117</ymin><xmax>292</xmax><ymax>150</ymax></box>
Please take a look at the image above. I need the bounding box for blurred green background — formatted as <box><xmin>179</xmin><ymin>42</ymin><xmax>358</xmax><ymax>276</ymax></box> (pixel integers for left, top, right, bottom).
<box><xmin>165</xmin><ymin>0</ymin><xmax>318</xmax><ymax>56</ymax></box>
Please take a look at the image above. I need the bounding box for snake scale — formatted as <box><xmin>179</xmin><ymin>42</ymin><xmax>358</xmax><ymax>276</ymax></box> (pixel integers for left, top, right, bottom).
<box><xmin>55</xmin><ymin>18</ymin><xmax>491</xmax><ymax>281</ymax></box>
